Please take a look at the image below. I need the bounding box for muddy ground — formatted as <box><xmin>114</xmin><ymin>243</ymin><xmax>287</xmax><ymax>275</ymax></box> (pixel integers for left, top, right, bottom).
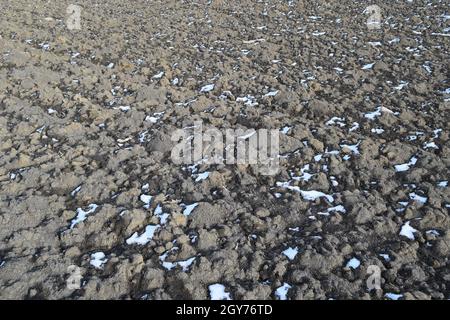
<box><xmin>0</xmin><ymin>0</ymin><xmax>449</xmax><ymax>300</ymax></box>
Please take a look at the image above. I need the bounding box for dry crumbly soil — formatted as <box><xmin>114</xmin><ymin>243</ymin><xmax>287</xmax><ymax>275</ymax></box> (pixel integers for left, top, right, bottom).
<box><xmin>0</xmin><ymin>0</ymin><xmax>449</xmax><ymax>300</ymax></box>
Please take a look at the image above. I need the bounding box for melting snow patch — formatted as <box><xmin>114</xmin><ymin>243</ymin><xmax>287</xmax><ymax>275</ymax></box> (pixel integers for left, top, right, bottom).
<box><xmin>282</xmin><ymin>247</ymin><xmax>298</xmax><ymax>260</ymax></box>
<box><xmin>70</xmin><ymin>204</ymin><xmax>99</xmax><ymax>229</ymax></box>
<box><xmin>154</xmin><ymin>205</ymin><xmax>170</xmax><ymax>225</ymax></box>
<box><xmin>346</xmin><ymin>257</ymin><xmax>361</xmax><ymax>269</ymax></box>
<box><xmin>113</xmin><ymin>105</ymin><xmax>131</xmax><ymax>112</ymax></box>
<box><xmin>362</xmin><ymin>62</ymin><xmax>375</xmax><ymax>70</ymax></box>
<box><xmin>182</xmin><ymin>203</ymin><xmax>199</xmax><ymax>216</ymax></box>
<box><xmin>200</xmin><ymin>84</ymin><xmax>215</xmax><ymax>93</ymax></box>
<box><xmin>140</xmin><ymin>194</ymin><xmax>153</xmax><ymax>209</ymax></box>
<box><xmin>71</xmin><ymin>185</ymin><xmax>82</xmax><ymax>197</ymax></box>
<box><xmin>291</xmin><ymin>164</ymin><xmax>313</xmax><ymax>182</ymax></box>
<box><xmin>409</xmin><ymin>192</ymin><xmax>427</xmax><ymax>204</ymax></box>
<box><xmin>152</xmin><ymin>71</ymin><xmax>164</xmax><ymax>79</ymax></box>
<box><xmin>423</xmin><ymin>141</ymin><xmax>438</xmax><ymax>149</ymax></box>
<box><xmin>195</xmin><ymin>172</ymin><xmax>210</xmax><ymax>182</ymax></box>
<box><xmin>318</xmin><ymin>205</ymin><xmax>346</xmax><ymax>216</ymax></box>
<box><xmin>371</xmin><ymin>128</ymin><xmax>384</xmax><ymax>134</ymax></box>
<box><xmin>160</xmin><ymin>252</ymin><xmax>196</xmax><ymax>272</ymax></box>
<box><xmin>399</xmin><ymin>221</ymin><xmax>417</xmax><ymax>240</ymax></box>
<box><xmin>177</xmin><ymin>257</ymin><xmax>196</xmax><ymax>272</ymax></box>
<box><xmin>126</xmin><ymin>225</ymin><xmax>159</xmax><ymax>245</ymax></box>
<box><xmin>145</xmin><ymin>112</ymin><xmax>164</xmax><ymax>123</ymax></box>
<box><xmin>385</xmin><ymin>293</ymin><xmax>403</xmax><ymax>300</ymax></box>
<box><xmin>263</xmin><ymin>90</ymin><xmax>279</xmax><ymax>97</ymax></box>
<box><xmin>349</xmin><ymin>122</ymin><xmax>360</xmax><ymax>132</ymax></box>
<box><xmin>90</xmin><ymin>252</ymin><xmax>108</xmax><ymax>269</ymax></box>
<box><xmin>379</xmin><ymin>254</ymin><xmax>391</xmax><ymax>262</ymax></box>
<box><xmin>326</xmin><ymin>117</ymin><xmax>346</xmax><ymax>127</ymax></box>
<box><xmin>275</xmin><ymin>283</ymin><xmax>291</xmax><ymax>300</ymax></box>
<box><xmin>364</xmin><ymin>107</ymin><xmax>381</xmax><ymax>120</ymax></box>
<box><xmin>209</xmin><ymin>284</ymin><xmax>231</xmax><ymax>300</ymax></box>
<box><xmin>394</xmin><ymin>82</ymin><xmax>408</xmax><ymax>91</ymax></box>
<box><xmin>276</xmin><ymin>182</ymin><xmax>334</xmax><ymax>203</ymax></box>
<box><xmin>280</xmin><ymin>126</ymin><xmax>291</xmax><ymax>134</ymax></box>
<box><xmin>437</xmin><ymin>181</ymin><xmax>448</xmax><ymax>188</ymax></box>
<box><xmin>340</xmin><ymin>141</ymin><xmax>360</xmax><ymax>155</ymax></box>
<box><xmin>394</xmin><ymin>156</ymin><xmax>418</xmax><ymax>172</ymax></box>
<box><xmin>236</xmin><ymin>95</ymin><xmax>258</xmax><ymax>106</ymax></box>
<box><xmin>426</xmin><ymin>230</ymin><xmax>440</xmax><ymax>237</ymax></box>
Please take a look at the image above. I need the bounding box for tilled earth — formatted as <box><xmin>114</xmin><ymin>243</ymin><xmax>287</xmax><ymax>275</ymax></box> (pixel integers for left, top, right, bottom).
<box><xmin>0</xmin><ymin>0</ymin><xmax>449</xmax><ymax>300</ymax></box>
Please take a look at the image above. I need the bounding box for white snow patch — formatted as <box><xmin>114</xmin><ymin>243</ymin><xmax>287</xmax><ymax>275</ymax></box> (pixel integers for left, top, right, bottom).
<box><xmin>291</xmin><ymin>164</ymin><xmax>313</xmax><ymax>182</ymax></box>
<box><xmin>437</xmin><ymin>181</ymin><xmax>448</xmax><ymax>188</ymax></box>
<box><xmin>399</xmin><ymin>221</ymin><xmax>417</xmax><ymax>240</ymax></box>
<box><xmin>280</xmin><ymin>126</ymin><xmax>292</xmax><ymax>134</ymax></box>
<box><xmin>394</xmin><ymin>82</ymin><xmax>408</xmax><ymax>91</ymax></box>
<box><xmin>263</xmin><ymin>90</ymin><xmax>279</xmax><ymax>97</ymax></box>
<box><xmin>282</xmin><ymin>247</ymin><xmax>298</xmax><ymax>260</ymax></box>
<box><xmin>140</xmin><ymin>194</ymin><xmax>153</xmax><ymax>208</ymax></box>
<box><xmin>275</xmin><ymin>283</ymin><xmax>292</xmax><ymax>300</ymax></box>
<box><xmin>362</xmin><ymin>62</ymin><xmax>375</xmax><ymax>70</ymax></box>
<box><xmin>340</xmin><ymin>141</ymin><xmax>360</xmax><ymax>155</ymax></box>
<box><xmin>71</xmin><ymin>185</ymin><xmax>82</xmax><ymax>197</ymax></box>
<box><xmin>318</xmin><ymin>205</ymin><xmax>346</xmax><ymax>216</ymax></box>
<box><xmin>152</xmin><ymin>71</ymin><xmax>164</xmax><ymax>79</ymax></box>
<box><xmin>371</xmin><ymin>128</ymin><xmax>384</xmax><ymax>134</ymax></box>
<box><xmin>236</xmin><ymin>95</ymin><xmax>258</xmax><ymax>107</ymax></box>
<box><xmin>326</xmin><ymin>117</ymin><xmax>346</xmax><ymax>127</ymax></box>
<box><xmin>126</xmin><ymin>225</ymin><xmax>159</xmax><ymax>245</ymax></box>
<box><xmin>349</xmin><ymin>122</ymin><xmax>360</xmax><ymax>132</ymax></box>
<box><xmin>394</xmin><ymin>156</ymin><xmax>418</xmax><ymax>172</ymax></box>
<box><xmin>276</xmin><ymin>183</ymin><xmax>334</xmax><ymax>203</ymax></box>
<box><xmin>385</xmin><ymin>293</ymin><xmax>403</xmax><ymax>300</ymax></box>
<box><xmin>154</xmin><ymin>205</ymin><xmax>170</xmax><ymax>225</ymax></box>
<box><xmin>183</xmin><ymin>203</ymin><xmax>199</xmax><ymax>216</ymax></box>
<box><xmin>364</xmin><ymin>107</ymin><xmax>382</xmax><ymax>120</ymax></box>
<box><xmin>90</xmin><ymin>252</ymin><xmax>108</xmax><ymax>269</ymax></box>
<box><xmin>145</xmin><ymin>112</ymin><xmax>164</xmax><ymax>123</ymax></box>
<box><xmin>409</xmin><ymin>192</ymin><xmax>427</xmax><ymax>204</ymax></box>
<box><xmin>195</xmin><ymin>171</ymin><xmax>210</xmax><ymax>182</ymax></box>
<box><xmin>177</xmin><ymin>257</ymin><xmax>196</xmax><ymax>272</ymax></box>
<box><xmin>200</xmin><ymin>84</ymin><xmax>215</xmax><ymax>93</ymax></box>
<box><xmin>160</xmin><ymin>252</ymin><xmax>196</xmax><ymax>272</ymax></box>
<box><xmin>209</xmin><ymin>284</ymin><xmax>231</xmax><ymax>300</ymax></box>
<box><xmin>114</xmin><ymin>105</ymin><xmax>131</xmax><ymax>112</ymax></box>
<box><xmin>70</xmin><ymin>204</ymin><xmax>99</xmax><ymax>229</ymax></box>
<box><xmin>423</xmin><ymin>141</ymin><xmax>439</xmax><ymax>149</ymax></box>
<box><xmin>379</xmin><ymin>254</ymin><xmax>391</xmax><ymax>262</ymax></box>
<box><xmin>346</xmin><ymin>257</ymin><xmax>361</xmax><ymax>269</ymax></box>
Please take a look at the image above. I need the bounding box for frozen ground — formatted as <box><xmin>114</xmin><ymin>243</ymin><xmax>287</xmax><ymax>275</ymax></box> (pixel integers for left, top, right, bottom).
<box><xmin>0</xmin><ymin>0</ymin><xmax>449</xmax><ymax>300</ymax></box>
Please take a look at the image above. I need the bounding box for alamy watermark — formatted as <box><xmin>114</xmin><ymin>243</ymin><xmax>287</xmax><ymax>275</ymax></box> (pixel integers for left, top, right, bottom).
<box><xmin>66</xmin><ymin>265</ymin><xmax>82</xmax><ymax>290</ymax></box>
<box><xmin>66</xmin><ymin>4</ymin><xmax>82</xmax><ymax>30</ymax></box>
<box><xmin>171</xmin><ymin>121</ymin><xmax>280</xmax><ymax>176</ymax></box>
<box><xmin>365</xmin><ymin>5</ymin><xmax>382</xmax><ymax>30</ymax></box>
<box><xmin>366</xmin><ymin>265</ymin><xmax>382</xmax><ymax>291</ymax></box>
